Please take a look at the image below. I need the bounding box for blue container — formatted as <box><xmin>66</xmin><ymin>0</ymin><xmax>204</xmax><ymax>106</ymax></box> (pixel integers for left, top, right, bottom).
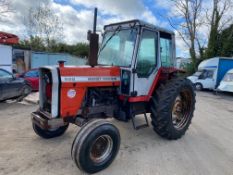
<box><xmin>216</xmin><ymin>58</ymin><xmax>233</xmax><ymax>87</ymax></box>
<box><xmin>31</xmin><ymin>52</ymin><xmax>87</xmax><ymax>69</ymax></box>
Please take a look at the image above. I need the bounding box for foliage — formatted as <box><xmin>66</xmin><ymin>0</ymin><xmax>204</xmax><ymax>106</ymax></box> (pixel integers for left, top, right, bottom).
<box><xmin>181</xmin><ymin>62</ymin><xmax>196</xmax><ymax>76</ymax></box>
<box><xmin>15</xmin><ymin>36</ymin><xmax>89</xmax><ymax>58</ymax></box>
<box><xmin>205</xmin><ymin>0</ymin><xmax>233</xmax><ymax>59</ymax></box>
<box><xmin>167</xmin><ymin>0</ymin><xmax>204</xmax><ymax>70</ymax></box>
<box><xmin>48</xmin><ymin>41</ymin><xmax>89</xmax><ymax>58</ymax></box>
<box><xmin>15</xmin><ymin>36</ymin><xmax>46</xmax><ymax>51</ymax></box>
<box><xmin>218</xmin><ymin>24</ymin><xmax>233</xmax><ymax>57</ymax></box>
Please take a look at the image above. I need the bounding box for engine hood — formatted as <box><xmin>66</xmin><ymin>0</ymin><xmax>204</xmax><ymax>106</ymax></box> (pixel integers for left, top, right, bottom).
<box><xmin>59</xmin><ymin>66</ymin><xmax>121</xmax><ymax>83</ymax></box>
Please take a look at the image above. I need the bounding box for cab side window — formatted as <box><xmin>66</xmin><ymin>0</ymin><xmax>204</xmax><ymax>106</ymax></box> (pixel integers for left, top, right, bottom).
<box><xmin>136</xmin><ymin>29</ymin><xmax>158</xmax><ymax>77</ymax></box>
<box><xmin>160</xmin><ymin>32</ymin><xmax>173</xmax><ymax>67</ymax></box>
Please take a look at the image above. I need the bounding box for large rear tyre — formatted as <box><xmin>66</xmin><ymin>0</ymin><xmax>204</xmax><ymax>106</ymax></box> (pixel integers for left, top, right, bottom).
<box><xmin>32</xmin><ymin>123</ymin><xmax>69</xmax><ymax>139</ymax></box>
<box><xmin>150</xmin><ymin>78</ymin><xmax>196</xmax><ymax>140</ymax></box>
<box><xmin>71</xmin><ymin>119</ymin><xmax>120</xmax><ymax>174</ymax></box>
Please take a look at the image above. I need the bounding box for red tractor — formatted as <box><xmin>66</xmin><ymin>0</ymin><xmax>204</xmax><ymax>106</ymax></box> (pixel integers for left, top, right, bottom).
<box><xmin>31</xmin><ymin>9</ymin><xmax>195</xmax><ymax>174</ymax></box>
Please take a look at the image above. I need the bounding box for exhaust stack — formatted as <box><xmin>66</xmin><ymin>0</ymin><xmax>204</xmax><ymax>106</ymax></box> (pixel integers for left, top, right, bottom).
<box><xmin>88</xmin><ymin>8</ymin><xmax>99</xmax><ymax>67</ymax></box>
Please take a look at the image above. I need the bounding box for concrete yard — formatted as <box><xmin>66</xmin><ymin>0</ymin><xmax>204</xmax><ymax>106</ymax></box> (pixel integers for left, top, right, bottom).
<box><xmin>0</xmin><ymin>92</ymin><xmax>233</xmax><ymax>175</ymax></box>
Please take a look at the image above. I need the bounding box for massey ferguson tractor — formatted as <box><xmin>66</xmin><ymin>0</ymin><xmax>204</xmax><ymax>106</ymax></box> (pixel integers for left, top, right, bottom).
<box><xmin>31</xmin><ymin>8</ymin><xmax>196</xmax><ymax>174</ymax></box>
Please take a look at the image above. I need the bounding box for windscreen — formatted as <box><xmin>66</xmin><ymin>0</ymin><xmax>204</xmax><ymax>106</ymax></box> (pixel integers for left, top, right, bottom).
<box><xmin>98</xmin><ymin>29</ymin><xmax>137</xmax><ymax>67</ymax></box>
<box><xmin>193</xmin><ymin>71</ymin><xmax>202</xmax><ymax>77</ymax></box>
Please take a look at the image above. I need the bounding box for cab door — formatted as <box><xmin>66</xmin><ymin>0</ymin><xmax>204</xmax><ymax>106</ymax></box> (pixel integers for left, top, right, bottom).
<box><xmin>133</xmin><ymin>28</ymin><xmax>159</xmax><ymax>96</ymax></box>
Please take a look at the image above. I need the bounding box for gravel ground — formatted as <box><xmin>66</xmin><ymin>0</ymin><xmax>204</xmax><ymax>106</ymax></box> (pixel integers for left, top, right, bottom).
<box><xmin>0</xmin><ymin>92</ymin><xmax>233</xmax><ymax>175</ymax></box>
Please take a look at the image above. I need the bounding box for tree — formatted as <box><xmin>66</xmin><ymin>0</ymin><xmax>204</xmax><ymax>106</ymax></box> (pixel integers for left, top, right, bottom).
<box><xmin>167</xmin><ymin>0</ymin><xmax>204</xmax><ymax>70</ymax></box>
<box><xmin>16</xmin><ymin>36</ymin><xmax>46</xmax><ymax>51</ymax></box>
<box><xmin>0</xmin><ymin>0</ymin><xmax>13</xmax><ymax>21</ymax></box>
<box><xmin>24</xmin><ymin>3</ymin><xmax>63</xmax><ymax>50</ymax></box>
<box><xmin>218</xmin><ymin>24</ymin><xmax>233</xmax><ymax>56</ymax></box>
<box><xmin>16</xmin><ymin>37</ymin><xmax>89</xmax><ymax>58</ymax></box>
<box><xmin>205</xmin><ymin>0</ymin><xmax>233</xmax><ymax>58</ymax></box>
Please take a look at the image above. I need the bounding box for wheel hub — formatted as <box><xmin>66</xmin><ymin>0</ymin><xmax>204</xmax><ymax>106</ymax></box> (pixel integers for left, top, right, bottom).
<box><xmin>172</xmin><ymin>91</ymin><xmax>192</xmax><ymax>130</ymax></box>
<box><xmin>90</xmin><ymin>135</ymin><xmax>113</xmax><ymax>163</ymax></box>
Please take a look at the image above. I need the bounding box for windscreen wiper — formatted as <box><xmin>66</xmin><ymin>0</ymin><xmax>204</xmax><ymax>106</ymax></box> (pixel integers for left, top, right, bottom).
<box><xmin>98</xmin><ymin>26</ymin><xmax>121</xmax><ymax>56</ymax></box>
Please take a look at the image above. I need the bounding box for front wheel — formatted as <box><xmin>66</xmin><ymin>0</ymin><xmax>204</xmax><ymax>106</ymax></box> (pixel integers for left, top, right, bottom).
<box><xmin>71</xmin><ymin>119</ymin><xmax>121</xmax><ymax>174</ymax></box>
<box><xmin>195</xmin><ymin>83</ymin><xmax>203</xmax><ymax>91</ymax></box>
<box><xmin>150</xmin><ymin>78</ymin><xmax>196</xmax><ymax>140</ymax></box>
<box><xmin>32</xmin><ymin>123</ymin><xmax>69</xmax><ymax>139</ymax></box>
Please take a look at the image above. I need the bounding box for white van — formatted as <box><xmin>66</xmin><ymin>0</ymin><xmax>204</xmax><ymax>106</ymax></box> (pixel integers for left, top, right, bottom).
<box><xmin>188</xmin><ymin>57</ymin><xmax>233</xmax><ymax>90</ymax></box>
<box><xmin>218</xmin><ymin>69</ymin><xmax>233</xmax><ymax>93</ymax></box>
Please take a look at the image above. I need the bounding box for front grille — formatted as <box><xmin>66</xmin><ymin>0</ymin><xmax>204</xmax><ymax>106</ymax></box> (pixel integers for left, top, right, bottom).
<box><xmin>39</xmin><ymin>68</ymin><xmax>53</xmax><ymax>113</ymax></box>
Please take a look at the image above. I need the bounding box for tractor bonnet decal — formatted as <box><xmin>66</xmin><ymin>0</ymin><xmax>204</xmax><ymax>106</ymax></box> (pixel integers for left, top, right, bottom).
<box><xmin>61</xmin><ymin>76</ymin><xmax>120</xmax><ymax>82</ymax></box>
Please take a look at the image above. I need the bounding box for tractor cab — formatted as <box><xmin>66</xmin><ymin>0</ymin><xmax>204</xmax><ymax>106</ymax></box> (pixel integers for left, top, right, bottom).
<box><xmin>98</xmin><ymin>20</ymin><xmax>176</xmax><ymax>98</ymax></box>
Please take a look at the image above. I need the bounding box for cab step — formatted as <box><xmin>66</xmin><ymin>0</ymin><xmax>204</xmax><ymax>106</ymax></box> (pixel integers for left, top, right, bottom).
<box><xmin>131</xmin><ymin>112</ymin><xmax>149</xmax><ymax>130</ymax></box>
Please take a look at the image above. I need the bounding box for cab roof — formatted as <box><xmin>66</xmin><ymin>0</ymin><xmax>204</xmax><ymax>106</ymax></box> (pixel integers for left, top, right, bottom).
<box><xmin>104</xmin><ymin>19</ymin><xmax>174</xmax><ymax>35</ymax></box>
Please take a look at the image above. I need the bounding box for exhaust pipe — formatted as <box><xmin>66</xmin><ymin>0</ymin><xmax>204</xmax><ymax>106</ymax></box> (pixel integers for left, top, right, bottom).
<box><xmin>88</xmin><ymin>8</ymin><xmax>99</xmax><ymax>67</ymax></box>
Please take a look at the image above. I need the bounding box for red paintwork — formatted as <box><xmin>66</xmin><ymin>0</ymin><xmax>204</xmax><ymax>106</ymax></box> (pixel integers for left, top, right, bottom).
<box><xmin>0</xmin><ymin>31</ymin><xmax>19</xmax><ymax>45</ymax></box>
<box><xmin>46</xmin><ymin>84</ymin><xmax>52</xmax><ymax>100</ymax></box>
<box><xmin>24</xmin><ymin>77</ymin><xmax>39</xmax><ymax>91</ymax></box>
<box><xmin>59</xmin><ymin>66</ymin><xmax>121</xmax><ymax>117</ymax></box>
<box><xmin>59</xmin><ymin>66</ymin><xmax>120</xmax><ymax>76</ymax></box>
<box><xmin>20</xmin><ymin>69</ymin><xmax>39</xmax><ymax>91</ymax></box>
<box><xmin>56</xmin><ymin>65</ymin><xmax>183</xmax><ymax>117</ymax></box>
<box><xmin>119</xmin><ymin>67</ymin><xmax>184</xmax><ymax>102</ymax></box>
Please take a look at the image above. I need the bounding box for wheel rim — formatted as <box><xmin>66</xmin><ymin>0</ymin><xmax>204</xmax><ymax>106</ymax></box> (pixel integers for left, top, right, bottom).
<box><xmin>195</xmin><ymin>84</ymin><xmax>202</xmax><ymax>90</ymax></box>
<box><xmin>90</xmin><ymin>135</ymin><xmax>113</xmax><ymax>163</ymax></box>
<box><xmin>172</xmin><ymin>90</ymin><xmax>192</xmax><ymax>130</ymax></box>
<box><xmin>24</xmin><ymin>87</ymin><xmax>31</xmax><ymax>95</ymax></box>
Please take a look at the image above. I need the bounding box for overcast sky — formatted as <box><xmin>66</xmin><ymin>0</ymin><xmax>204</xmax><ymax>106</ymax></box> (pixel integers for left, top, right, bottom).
<box><xmin>0</xmin><ymin>0</ymin><xmax>217</xmax><ymax>57</ymax></box>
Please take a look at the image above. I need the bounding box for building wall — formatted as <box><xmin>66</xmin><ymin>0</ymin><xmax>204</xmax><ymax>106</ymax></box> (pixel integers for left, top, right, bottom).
<box><xmin>31</xmin><ymin>52</ymin><xmax>87</xmax><ymax>69</ymax></box>
<box><xmin>0</xmin><ymin>44</ymin><xmax>12</xmax><ymax>72</ymax></box>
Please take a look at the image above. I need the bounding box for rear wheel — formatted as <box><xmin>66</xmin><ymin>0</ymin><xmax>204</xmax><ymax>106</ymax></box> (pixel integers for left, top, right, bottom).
<box><xmin>71</xmin><ymin>119</ymin><xmax>120</xmax><ymax>174</ymax></box>
<box><xmin>32</xmin><ymin>123</ymin><xmax>69</xmax><ymax>139</ymax></box>
<box><xmin>150</xmin><ymin>78</ymin><xmax>196</xmax><ymax>140</ymax></box>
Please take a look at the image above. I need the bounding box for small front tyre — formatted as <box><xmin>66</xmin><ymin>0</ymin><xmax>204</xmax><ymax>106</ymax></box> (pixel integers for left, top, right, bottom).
<box><xmin>32</xmin><ymin>123</ymin><xmax>69</xmax><ymax>139</ymax></box>
<box><xmin>71</xmin><ymin>119</ymin><xmax>121</xmax><ymax>174</ymax></box>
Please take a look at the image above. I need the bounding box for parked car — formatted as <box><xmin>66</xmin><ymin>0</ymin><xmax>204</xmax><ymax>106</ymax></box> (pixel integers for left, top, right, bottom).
<box><xmin>18</xmin><ymin>69</ymin><xmax>39</xmax><ymax>91</ymax></box>
<box><xmin>0</xmin><ymin>68</ymin><xmax>32</xmax><ymax>102</ymax></box>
